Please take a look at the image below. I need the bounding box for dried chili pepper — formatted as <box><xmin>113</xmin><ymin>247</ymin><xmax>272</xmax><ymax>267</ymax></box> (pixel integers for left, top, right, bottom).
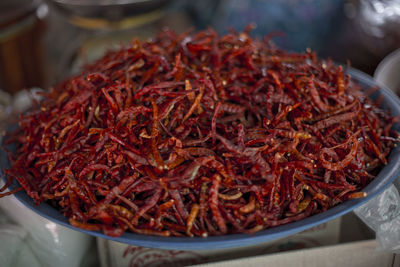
<box><xmin>2</xmin><ymin>28</ymin><xmax>399</xmax><ymax>238</ymax></box>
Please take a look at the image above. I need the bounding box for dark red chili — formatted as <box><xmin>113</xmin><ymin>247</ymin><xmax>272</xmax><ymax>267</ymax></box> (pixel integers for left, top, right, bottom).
<box><xmin>2</xmin><ymin>27</ymin><xmax>399</xmax><ymax>237</ymax></box>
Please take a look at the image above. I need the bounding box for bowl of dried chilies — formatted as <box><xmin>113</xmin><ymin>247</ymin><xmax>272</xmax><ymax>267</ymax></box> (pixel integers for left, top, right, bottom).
<box><xmin>1</xmin><ymin>28</ymin><xmax>400</xmax><ymax>250</ymax></box>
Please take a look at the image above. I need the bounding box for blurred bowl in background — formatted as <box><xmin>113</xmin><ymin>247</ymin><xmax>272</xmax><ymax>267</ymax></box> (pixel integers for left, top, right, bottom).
<box><xmin>374</xmin><ymin>48</ymin><xmax>400</xmax><ymax>190</ymax></box>
<box><xmin>47</xmin><ymin>0</ymin><xmax>172</xmax><ymax>29</ymax></box>
<box><xmin>374</xmin><ymin>48</ymin><xmax>400</xmax><ymax>96</ymax></box>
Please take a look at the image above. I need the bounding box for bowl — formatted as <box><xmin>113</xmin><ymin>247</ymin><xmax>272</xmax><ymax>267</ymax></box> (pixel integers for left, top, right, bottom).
<box><xmin>1</xmin><ymin>67</ymin><xmax>400</xmax><ymax>250</ymax></box>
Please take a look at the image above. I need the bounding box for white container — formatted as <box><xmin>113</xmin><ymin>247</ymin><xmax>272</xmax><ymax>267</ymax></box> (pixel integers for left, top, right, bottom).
<box><xmin>374</xmin><ymin>48</ymin><xmax>400</xmax><ymax>95</ymax></box>
<box><xmin>0</xmin><ymin>184</ymin><xmax>94</xmax><ymax>267</ymax></box>
<box><xmin>0</xmin><ymin>224</ymin><xmax>42</xmax><ymax>267</ymax></box>
<box><xmin>374</xmin><ymin>49</ymin><xmax>400</xmax><ymax>190</ymax></box>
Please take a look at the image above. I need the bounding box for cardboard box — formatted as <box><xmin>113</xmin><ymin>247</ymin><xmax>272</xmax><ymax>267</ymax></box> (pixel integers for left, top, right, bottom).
<box><xmin>96</xmin><ymin>213</ymin><xmax>398</xmax><ymax>267</ymax></box>
<box><xmin>193</xmin><ymin>240</ymin><xmax>395</xmax><ymax>267</ymax></box>
<box><xmin>97</xmin><ymin>217</ymin><xmax>342</xmax><ymax>267</ymax></box>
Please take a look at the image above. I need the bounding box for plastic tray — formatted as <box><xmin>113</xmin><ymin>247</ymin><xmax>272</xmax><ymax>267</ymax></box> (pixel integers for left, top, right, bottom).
<box><xmin>1</xmin><ymin>68</ymin><xmax>400</xmax><ymax>250</ymax></box>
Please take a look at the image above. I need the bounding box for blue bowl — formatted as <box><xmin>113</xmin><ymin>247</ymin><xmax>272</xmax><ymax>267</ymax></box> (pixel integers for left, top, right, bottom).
<box><xmin>1</xmin><ymin>68</ymin><xmax>400</xmax><ymax>251</ymax></box>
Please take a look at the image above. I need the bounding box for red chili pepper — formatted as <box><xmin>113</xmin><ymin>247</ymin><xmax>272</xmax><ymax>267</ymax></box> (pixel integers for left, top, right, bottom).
<box><xmin>2</xmin><ymin>27</ymin><xmax>399</xmax><ymax>237</ymax></box>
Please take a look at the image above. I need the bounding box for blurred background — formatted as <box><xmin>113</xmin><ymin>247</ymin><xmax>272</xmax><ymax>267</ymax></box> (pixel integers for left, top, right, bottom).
<box><xmin>1</xmin><ymin>1</ymin><xmax>400</xmax><ymax>266</ymax></box>
<box><xmin>1</xmin><ymin>0</ymin><xmax>400</xmax><ymax>93</ymax></box>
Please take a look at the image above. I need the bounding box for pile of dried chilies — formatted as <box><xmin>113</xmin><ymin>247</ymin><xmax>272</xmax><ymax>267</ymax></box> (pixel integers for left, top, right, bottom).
<box><xmin>1</xmin><ymin>28</ymin><xmax>399</xmax><ymax>237</ymax></box>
